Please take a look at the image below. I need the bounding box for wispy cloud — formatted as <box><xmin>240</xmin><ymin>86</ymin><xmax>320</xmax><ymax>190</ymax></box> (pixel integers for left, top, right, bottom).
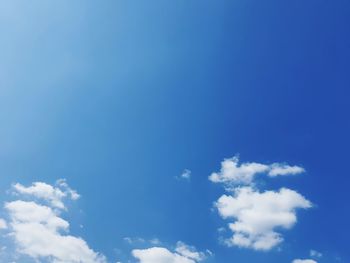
<box><xmin>310</xmin><ymin>249</ymin><xmax>322</xmax><ymax>258</ymax></box>
<box><xmin>124</xmin><ymin>236</ymin><xmax>161</xmax><ymax>246</ymax></box>
<box><xmin>177</xmin><ymin>169</ymin><xmax>192</xmax><ymax>181</ymax></box>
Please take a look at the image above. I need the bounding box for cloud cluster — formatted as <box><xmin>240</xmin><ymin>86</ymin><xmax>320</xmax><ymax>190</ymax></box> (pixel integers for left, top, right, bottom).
<box><xmin>0</xmin><ymin>180</ymin><xmax>209</xmax><ymax>263</ymax></box>
<box><xmin>132</xmin><ymin>241</ymin><xmax>207</xmax><ymax>263</ymax></box>
<box><xmin>209</xmin><ymin>156</ymin><xmax>304</xmax><ymax>185</ymax></box>
<box><xmin>3</xmin><ymin>180</ymin><xmax>106</xmax><ymax>263</ymax></box>
<box><xmin>210</xmin><ymin>156</ymin><xmax>312</xmax><ymax>251</ymax></box>
<box><xmin>123</xmin><ymin>236</ymin><xmax>161</xmax><ymax>245</ymax></box>
<box><xmin>0</xmin><ymin>155</ymin><xmax>315</xmax><ymax>262</ymax></box>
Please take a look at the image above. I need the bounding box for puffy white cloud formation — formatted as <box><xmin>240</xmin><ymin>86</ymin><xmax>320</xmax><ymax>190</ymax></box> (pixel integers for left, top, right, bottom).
<box><xmin>216</xmin><ymin>187</ymin><xmax>312</xmax><ymax>250</ymax></box>
<box><xmin>210</xmin><ymin>156</ymin><xmax>312</xmax><ymax>251</ymax></box>
<box><xmin>292</xmin><ymin>259</ymin><xmax>317</xmax><ymax>263</ymax></box>
<box><xmin>132</xmin><ymin>241</ymin><xmax>207</xmax><ymax>263</ymax></box>
<box><xmin>4</xmin><ymin>180</ymin><xmax>106</xmax><ymax>263</ymax></box>
<box><xmin>209</xmin><ymin>157</ymin><xmax>304</xmax><ymax>185</ymax></box>
<box><xmin>13</xmin><ymin>179</ymin><xmax>80</xmax><ymax>209</ymax></box>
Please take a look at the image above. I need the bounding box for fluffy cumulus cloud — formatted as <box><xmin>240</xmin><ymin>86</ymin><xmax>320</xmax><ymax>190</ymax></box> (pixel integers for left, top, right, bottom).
<box><xmin>209</xmin><ymin>156</ymin><xmax>305</xmax><ymax>185</ymax></box>
<box><xmin>292</xmin><ymin>259</ymin><xmax>317</xmax><ymax>263</ymax></box>
<box><xmin>216</xmin><ymin>187</ymin><xmax>311</xmax><ymax>250</ymax></box>
<box><xmin>3</xmin><ymin>180</ymin><xmax>106</xmax><ymax>263</ymax></box>
<box><xmin>132</xmin><ymin>241</ymin><xmax>207</xmax><ymax>263</ymax></box>
<box><xmin>210</xmin><ymin>156</ymin><xmax>312</xmax><ymax>251</ymax></box>
<box><xmin>13</xmin><ymin>179</ymin><xmax>80</xmax><ymax>210</ymax></box>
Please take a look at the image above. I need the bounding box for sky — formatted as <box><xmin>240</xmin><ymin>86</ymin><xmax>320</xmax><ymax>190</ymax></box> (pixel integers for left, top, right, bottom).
<box><xmin>0</xmin><ymin>0</ymin><xmax>349</xmax><ymax>262</ymax></box>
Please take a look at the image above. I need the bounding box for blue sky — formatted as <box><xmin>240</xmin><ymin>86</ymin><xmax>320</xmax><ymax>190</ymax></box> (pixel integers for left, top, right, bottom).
<box><xmin>0</xmin><ymin>1</ymin><xmax>349</xmax><ymax>262</ymax></box>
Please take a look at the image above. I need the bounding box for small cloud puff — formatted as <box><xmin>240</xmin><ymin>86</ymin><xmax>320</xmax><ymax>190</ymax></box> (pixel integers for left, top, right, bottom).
<box><xmin>123</xmin><ymin>237</ymin><xmax>161</xmax><ymax>246</ymax></box>
<box><xmin>178</xmin><ymin>169</ymin><xmax>192</xmax><ymax>180</ymax></box>
<box><xmin>124</xmin><ymin>237</ymin><xmax>146</xmax><ymax>244</ymax></box>
<box><xmin>216</xmin><ymin>186</ymin><xmax>311</xmax><ymax>250</ymax></box>
<box><xmin>132</xmin><ymin>241</ymin><xmax>209</xmax><ymax>263</ymax></box>
<box><xmin>2</xmin><ymin>180</ymin><xmax>105</xmax><ymax>263</ymax></box>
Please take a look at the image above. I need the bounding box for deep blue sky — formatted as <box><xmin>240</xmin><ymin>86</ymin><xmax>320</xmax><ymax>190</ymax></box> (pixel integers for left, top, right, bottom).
<box><xmin>0</xmin><ymin>1</ymin><xmax>349</xmax><ymax>262</ymax></box>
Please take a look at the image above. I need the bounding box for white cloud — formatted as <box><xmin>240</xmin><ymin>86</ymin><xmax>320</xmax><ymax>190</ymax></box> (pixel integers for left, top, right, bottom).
<box><xmin>178</xmin><ymin>169</ymin><xmax>191</xmax><ymax>180</ymax></box>
<box><xmin>292</xmin><ymin>259</ymin><xmax>317</xmax><ymax>263</ymax></box>
<box><xmin>124</xmin><ymin>237</ymin><xmax>161</xmax><ymax>246</ymax></box>
<box><xmin>132</xmin><ymin>247</ymin><xmax>195</xmax><ymax>263</ymax></box>
<box><xmin>215</xmin><ymin>186</ymin><xmax>312</xmax><ymax>251</ymax></box>
<box><xmin>56</xmin><ymin>178</ymin><xmax>80</xmax><ymax>200</ymax></box>
<box><xmin>209</xmin><ymin>157</ymin><xmax>269</xmax><ymax>185</ymax></box>
<box><xmin>268</xmin><ymin>163</ymin><xmax>305</xmax><ymax>177</ymax></box>
<box><xmin>209</xmin><ymin>156</ymin><xmax>304</xmax><ymax>185</ymax></box>
<box><xmin>132</xmin><ymin>242</ymin><xmax>207</xmax><ymax>263</ymax></box>
<box><xmin>175</xmin><ymin>242</ymin><xmax>206</xmax><ymax>262</ymax></box>
<box><xmin>210</xmin><ymin>156</ymin><xmax>311</xmax><ymax>251</ymax></box>
<box><xmin>310</xmin><ymin>249</ymin><xmax>322</xmax><ymax>258</ymax></box>
<box><xmin>12</xmin><ymin>179</ymin><xmax>80</xmax><ymax>209</ymax></box>
<box><xmin>3</xmin><ymin>180</ymin><xmax>105</xmax><ymax>263</ymax></box>
<box><xmin>0</xmin><ymin>218</ymin><xmax>7</xmax><ymax>229</ymax></box>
